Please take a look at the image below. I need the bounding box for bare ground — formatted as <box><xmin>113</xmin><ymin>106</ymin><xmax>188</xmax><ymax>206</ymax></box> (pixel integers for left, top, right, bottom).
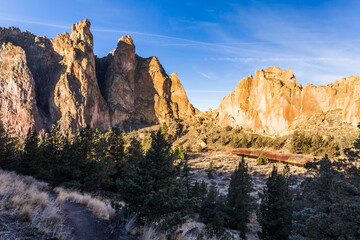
<box><xmin>60</xmin><ymin>200</ymin><xmax>137</xmax><ymax>240</ymax></box>
<box><xmin>187</xmin><ymin>152</ymin><xmax>308</xmax><ymax>239</ymax></box>
<box><xmin>61</xmin><ymin>200</ymin><xmax>110</xmax><ymax>240</ymax></box>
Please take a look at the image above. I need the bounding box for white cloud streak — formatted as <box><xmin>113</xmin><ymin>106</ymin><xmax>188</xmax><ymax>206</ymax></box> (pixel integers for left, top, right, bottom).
<box><xmin>197</xmin><ymin>71</ymin><xmax>212</xmax><ymax>79</ymax></box>
<box><xmin>0</xmin><ymin>17</ymin><xmax>68</xmax><ymax>29</ymax></box>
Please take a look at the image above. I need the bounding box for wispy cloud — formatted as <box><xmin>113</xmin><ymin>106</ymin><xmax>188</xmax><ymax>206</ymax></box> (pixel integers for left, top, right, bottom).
<box><xmin>197</xmin><ymin>71</ymin><xmax>212</xmax><ymax>79</ymax></box>
<box><xmin>205</xmin><ymin>57</ymin><xmax>352</xmax><ymax>63</ymax></box>
<box><xmin>0</xmin><ymin>17</ymin><xmax>68</xmax><ymax>29</ymax></box>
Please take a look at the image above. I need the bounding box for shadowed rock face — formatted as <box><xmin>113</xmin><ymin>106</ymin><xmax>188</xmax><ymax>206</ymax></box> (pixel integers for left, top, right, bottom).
<box><xmin>96</xmin><ymin>36</ymin><xmax>197</xmax><ymax>127</ymax></box>
<box><xmin>0</xmin><ymin>42</ymin><xmax>43</xmax><ymax>136</ymax></box>
<box><xmin>0</xmin><ymin>19</ymin><xmax>196</xmax><ymax>137</ymax></box>
<box><xmin>217</xmin><ymin>66</ymin><xmax>360</xmax><ymax>135</ymax></box>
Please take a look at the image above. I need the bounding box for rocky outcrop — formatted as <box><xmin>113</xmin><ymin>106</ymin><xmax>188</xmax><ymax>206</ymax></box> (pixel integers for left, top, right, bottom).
<box><xmin>0</xmin><ymin>19</ymin><xmax>195</xmax><ymax>137</ymax></box>
<box><xmin>217</xmin><ymin>66</ymin><xmax>360</xmax><ymax>135</ymax></box>
<box><xmin>0</xmin><ymin>42</ymin><xmax>42</xmax><ymax>136</ymax></box>
<box><xmin>51</xmin><ymin>19</ymin><xmax>110</xmax><ymax>130</ymax></box>
<box><xmin>96</xmin><ymin>36</ymin><xmax>196</xmax><ymax>127</ymax></box>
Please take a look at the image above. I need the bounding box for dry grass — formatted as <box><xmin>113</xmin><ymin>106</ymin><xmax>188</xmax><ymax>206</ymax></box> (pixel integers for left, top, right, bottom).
<box><xmin>141</xmin><ymin>225</ymin><xmax>159</xmax><ymax>240</ymax></box>
<box><xmin>125</xmin><ymin>214</ymin><xmax>137</xmax><ymax>233</ymax></box>
<box><xmin>0</xmin><ymin>169</ymin><xmax>68</xmax><ymax>239</ymax></box>
<box><xmin>54</xmin><ymin>187</ymin><xmax>115</xmax><ymax>220</ymax></box>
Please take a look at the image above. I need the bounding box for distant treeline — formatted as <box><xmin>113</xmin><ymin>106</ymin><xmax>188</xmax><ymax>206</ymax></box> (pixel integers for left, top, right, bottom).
<box><xmin>207</xmin><ymin>126</ymin><xmax>340</xmax><ymax>157</ymax></box>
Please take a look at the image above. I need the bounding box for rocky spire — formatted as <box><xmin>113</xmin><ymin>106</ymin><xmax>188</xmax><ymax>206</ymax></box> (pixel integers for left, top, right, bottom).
<box><xmin>70</xmin><ymin>19</ymin><xmax>93</xmax><ymax>47</ymax></box>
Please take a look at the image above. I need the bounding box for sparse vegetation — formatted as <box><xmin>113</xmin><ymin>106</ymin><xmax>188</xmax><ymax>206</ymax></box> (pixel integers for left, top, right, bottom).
<box><xmin>0</xmin><ymin>170</ymin><xmax>69</xmax><ymax>239</ymax></box>
<box><xmin>54</xmin><ymin>187</ymin><xmax>115</xmax><ymax>220</ymax></box>
<box><xmin>256</xmin><ymin>152</ymin><xmax>269</xmax><ymax>165</ymax></box>
<box><xmin>290</xmin><ymin>131</ymin><xmax>340</xmax><ymax>157</ymax></box>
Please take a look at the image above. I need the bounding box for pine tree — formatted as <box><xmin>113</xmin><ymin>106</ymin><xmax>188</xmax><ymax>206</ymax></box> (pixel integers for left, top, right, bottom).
<box><xmin>19</xmin><ymin>129</ymin><xmax>41</xmax><ymax>177</ymax></box>
<box><xmin>40</xmin><ymin>123</ymin><xmax>67</xmax><ymax>184</ymax></box>
<box><xmin>126</xmin><ymin>137</ymin><xmax>143</xmax><ymax>163</ymax></box>
<box><xmin>311</xmin><ymin>133</ymin><xmax>324</xmax><ymax>155</ymax></box>
<box><xmin>106</xmin><ymin>127</ymin><xmax>125</xmax><ymax>189</ymax></box>
<box><xmin>257</xmin><ymin>165</ymin><xmax>292</xmax><ymax>240</ymax></box>
<box><xmin>181</xmin><ymin>153</ymin><xmax>191</xmax><ymax>198</ymax></box>
<box><xmin>161</xmin><ymin>122</ymin><xmax>168</xmax><ymax>136</ymax></box>
<box><xmin>199</xmin><ymin>180</ymin><xmax>208</xmax><ymax>200</ymax></box>
<box><xmin>119</xmin><ymin>130</ymin><xmax>186</xmax><ymax>220</ymax></box>
<box><xmin>200</xmin><ymin>183</ymin><xmax>226</xmax><ymax>236</ymax></box>
<box><xmin>293</xmin><ymin>155</ymin><xmax>360</xmax><ymax>239</ymax></box>
<box><xmin>290</xmin><ymin>131</ymin><xmax>303</xmax><ymax>154</ymax></box>
<box><xmin>0</xmin><ymin>123</ymin><xmax>19</xmax><ymax>171</ymax></box>
<box><xmin>72</xmin><ymin>125</ymin><xmax>109</xmax><ymax>191</ymax></box>
<box><xmin>225</xmin><ymin>156</ymin><xmax>254</xmax><ymax>237</ymax></box>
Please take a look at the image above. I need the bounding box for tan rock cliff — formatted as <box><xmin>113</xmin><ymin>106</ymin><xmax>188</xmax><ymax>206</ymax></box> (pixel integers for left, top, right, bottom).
<box><xmin>0</xmin><ymin>19</ymin><xmax>196</xmax><ymax>136</ymax></box>
<box><xmin>96</xmin><ymin>36</ymin><xmax>196</xmax><ymax>127</ymax></box>
<box><xmin>0</xmin><ymin>42</ymin><xmax>42</xmax><ymax>136</ymax></box>
<box><xmin>217</xmin><ymin>66</ymin><xmax>360</xmax><ymax>134</ymax></box>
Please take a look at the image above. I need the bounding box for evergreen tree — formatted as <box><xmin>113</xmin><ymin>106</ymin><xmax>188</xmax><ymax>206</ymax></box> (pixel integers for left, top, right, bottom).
<box><xmin>293</xmin><ymin>154</ymin><xmax>360</xmax><ymax>239</ymax></box>
<box><xmin>161</xmin><ymin>122</ymin><xmax>168</xmax><ymax>136</ymax></box>
<box><xmin>18</xmin><ymin>129</ymin><xmax>41</xmax><ymax>177</ymax></box>
<box><xmin>200</xmin><ymin>183</ymin><xmax>226</xmax><ymax>236</ymax></box>
<box><xmin>224</xmin><ymin>156</ymin><xmax>254</xmax><ymax>237</ymax></box>
<box><xmin>310</xmin><ymin>133</ymin><xmax>324</xmax><ymax>155</ymax></box>
<box><xmin>181</xmin><ymin>153</ymin><xmax>191</xmax><ymax>198</ymax></box>
<box><xmin>72</xmin><ymin>126</ymin><xmax>109</xmax><ymax>191</ymax></box>
<box><xmin>105</xmin><ymin>127</ymin><xmax>125</xmax><ymax>189</ymax></box>
<box><xmin>119</xmin><ymin>130</ymin><xmax>186</xmax><ymax>221</ymax></box>
<box><xmin>191</xmin><ymin>180</ymin><xmax>208</xmax><ymax>211</ymax></box>
<box><xmin>257</xmin><ymin>165</ymin><xmax>292</xmax><ymax>240</ymax></box>
<box><xmin>199</xmin><ymin>180</ymin><xmax>208</xmax><ymax>200</ymax></box>
<box><xmin>40</xmin><ymin>123</ymin><xmax>67</xmax><ymax>184</ymax></box>
<box><xmin>0</xmin><ymin>123</ymin><xmax>19</xmax><ymax>170</ymax></box>
<box><xmin>126</xmin><ymin>137</ymin><xmax>143</xmax><ymax>163</ymax></box>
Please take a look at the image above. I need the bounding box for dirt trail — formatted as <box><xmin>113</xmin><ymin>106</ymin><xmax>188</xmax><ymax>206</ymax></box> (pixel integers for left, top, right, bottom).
<box><xmin>61</xmin><ymin>201</ymin><xmax>109</xmax><ymax>240</ymax></box>
<box><xmin>60</xmin><ymin>200</ymin><xmax>136</xmax><ymax>240</ymax></box>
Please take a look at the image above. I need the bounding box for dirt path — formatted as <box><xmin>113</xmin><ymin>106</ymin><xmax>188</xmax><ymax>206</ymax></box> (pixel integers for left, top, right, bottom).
<box><xmin>61</xmin><ymin>201</ymin><xmax>110</xmax><ymax>240</ymax></box>
<box><xmin>60</xmin><ymin>200</ymin><xmax>137</xmax><ymax>240</ymax></box>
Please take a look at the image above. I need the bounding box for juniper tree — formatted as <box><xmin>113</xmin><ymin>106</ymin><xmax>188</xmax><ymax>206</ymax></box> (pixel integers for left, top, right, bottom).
<box><xmin>292</xmin><ymin>152</ymin><xmax>360</xmax><ymax>239</ymax></box>
<box><xmin>40</xmin><ymin>123</ymin><xmax>68</xmax><ymax>184</ymax></box>
<box><xmin>105</xmin><ymin>127</ymin><xmax>125</xmax><ymax>189</ymax></box>
<box><xmin>0</xmin><ymin>123</ymin><xmax>19</xmax><ymax>171</ymax></box>
<box><xmin>257</xmin><ymin>165</ymin><xmax>292</xmax><ymax>240</ymax></box>
<box><xmin>18</xmin><ymin>129</ymin><xmax>41</xmax><ymax>177</ymax></box>
<box><xmin>224</xmin><ymin>156</ymin><xmax>254</xmax><ymax>237</ymax></box>
<box><xmin>200</xmin><ymin>183</ymin><xmax>226</xmax><ymax>236</ymax></box>
<box><xmin>119</xmin><ymin>130</ymin><xmax>186</xmax><ymax>221</ymax></box>
<box><xmin>181</xmin><ymin>152</ymin><xmax>191</xmax><ymax>198</ymax></box>
<box><xmin>71</xmin><ymin>126</ymin><xmax>110</xmax><ymax>191</ymax></box>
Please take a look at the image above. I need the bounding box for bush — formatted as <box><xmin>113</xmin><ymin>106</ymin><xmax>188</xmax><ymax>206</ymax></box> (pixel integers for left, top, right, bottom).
<box><xmin>270</xmin><ymin>137</ymin><xmax>287</xmax><ymax>150</ymax></box>
<box><xmin>224</xmin><ymin>126</ymin><xmax>233</xmax><ymax>132</ymax></box>
<box><xmin>256</xmin><ymin>153</ymin><xmax>268</xmax><ymax>165</ymax></box>
<box><xmin>209</xmin><ymin>160</ymin><xmax>215</xmax><ymax>170</ymax></box>
<box><xmin>185</xmin><ymin>144</ymin><xmax>191</xmax><ymax>152</ymax></box>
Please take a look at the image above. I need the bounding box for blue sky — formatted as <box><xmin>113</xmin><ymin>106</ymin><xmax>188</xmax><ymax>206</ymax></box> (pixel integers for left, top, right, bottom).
<box><xmin>1</xmin><ymin>0</ymin><xmax>360</xmax><ymax>111</ymax></box>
